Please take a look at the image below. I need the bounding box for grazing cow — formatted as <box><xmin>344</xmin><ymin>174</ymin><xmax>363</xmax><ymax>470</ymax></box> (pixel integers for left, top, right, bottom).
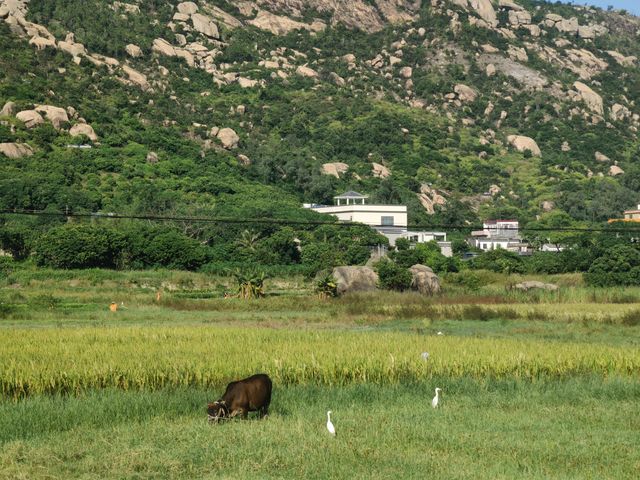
<box><xmin>207</xmin><ymin>373</ymin><xmax>272</xmax><ymax>423</ymax></box>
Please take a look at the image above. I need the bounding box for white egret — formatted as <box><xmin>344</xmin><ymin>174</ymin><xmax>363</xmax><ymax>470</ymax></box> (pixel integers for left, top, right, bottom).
<box><xmin>421</xmin><ymin>352</ymin><xmax>430</xmax><ymax>360</ymax></box>
<box><xmin>431</xmin><ymin>388</ymin><xmax>442</xmax><ymax>408</ymax></box>
<box><xmin>326</xmin><ymin>410</ymin><xmax>336</xmax><ymax>436</ymax></box>
<box><xmin>437</xmin><ymin>331</ymin><xmax>443</xmax><ymax>336</ymax></box>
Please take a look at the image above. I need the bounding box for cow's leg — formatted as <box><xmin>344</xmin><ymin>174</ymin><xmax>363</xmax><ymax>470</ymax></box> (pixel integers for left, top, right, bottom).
<box><xmin>230</xmin><ymin>408</ymin><xmax>248</xmax><ymax>419</ymax></box>
<box><xmin>259</xmin><ymin>406</ymin><xmax>269</xmax><ymax>419</ymax></box>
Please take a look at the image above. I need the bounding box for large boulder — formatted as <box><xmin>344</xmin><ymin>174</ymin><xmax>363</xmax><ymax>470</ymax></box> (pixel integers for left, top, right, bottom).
<box><xmin>610</xmin><ymin>165</ymin><xmax>624</xmax><ymax>176</ymax></box>
<box><xmin>191</xmin><ymin>13</ymin><xmax>219</xmax><ymax>39</ymax></box>
<box><xmin>332</xmin><ymin>266</ymin><xmax>379</xmax><ymax>295</ymax></box>
<box><xmin>399</xmin><ymin>66</ymin><xmax>412</xmax><ymax>78</ymax></box>
<box><xmin>35</xmin><ymin>105</ymin><xmax>68</xmax><ymax>130</ymax></box>
<box><xmin>556</xmin><ymin>17</ymin><xmax>579</xmax><ymax>34</ymax></box>
<box><xmin>122</xmin><ymin>65</ymin><xmax>149</xmax><ymax>90</ymax></box>
<box><xmin>498</xmin><ymin>0</ymin><xmax>524</xmax><ymax>10</ymax></box>
<box><xmin>0</xmin><ymin>0</ymin><xmax>29</xmax><ymax>18</ymax></box>
<box><xmin>176</xmin><ymin>1</ymin><xmax>198</xmax><ymax>15</ymax></box>
<box><xmin>175</xmin><ymin>48</ymin><xmax>195</xmax><ymax>67</ymax></box>
<box><xmin>0</xmin><ymin>142</ymin><xmax>33</xmax><ymax>158</ymax></box>
<box><xmin>29</xmin><ymin>35</ymin><xmax>56</xmax><ymax>50</ymax></box>
<box><xmin>578</xmin><ymin>25</ymin><xmax>595</xmax><ymax>39</ymax></box>
<box><xmin>469</xmin><ymin>0</ymin><xmax>498</xmax><ymax>27</ymax></box>
<box><xmin>607</xmin><ymin>50</ymin><xmax>636</xmax><ymax>67</ymax></box>
<box><xmin>508</xmin><ymin>10</ymin><xmax>531</xmax><ymax>26</ymax></box>
<box><xmin>152</xmin><ymin>38</ymin><xmax>176</xmax><ymax>57</ymax></box>
<box><xmin>15</xmin><ymin>110</ymin><xmax>44</xmax><ymax>128</ymax></box>
<box><xmin>248</xmin><ymin>10</ymin><xmax>324</xmax><ymax>36</ymax></box>
<box><xmin>125</xmin><ymin>44</ymin><xmax>143</xmax><ymax>58</ymax></box>
<box><xmin>513</xmin><ymin>281</ymin><xmax>558</xmax><ymax>292</ymax></box>
<box><xmin>216</xmin><ymin>128</ymin><xmax>239</xmax><ymax>149</ymax></box>
<box><xmin>69</xmin><ymin>122</ymin><xmax>98</xmax><ymax>141</ymax></box>
<box><xmin>507</xmin><ymin>135</ymin><xmax>541</xmax><ymax>157</ymax></box>
<box><xmin>409</xmin><ymin>265</ymin><xmax>441</xmax><ymax>295</ymax></box>
<box><xmin>372</xmin><ymin>162</ymin><xmax>391</xmax><ymax>178</ymax></box>
<box><xmin>0</xmin><ymin>101</ymin><xmax>15</xmax><ymax>117</ymax></box>
<box><xmin>573</xmin><ymin>81</ymin><xmax>604</xmax><ymax>115</ymax></box>
<box><xmin>454</xmin><ymin>84</ymin><xmax>477</xmax><ymax>102</ymax></box>
<box><xmin>57</xmin><ymin>40</ymin><xmax>86</xmax><ymax>59</ymax></box>
<box><xmin>322</xmin><ymin>162</ymin><xmax>349</xmax><ymax>178</ymax></box>
<box><xmin>296</xmin><ymin>65</ymin><xmax>319</xmax><ymax>78</ymax></box>
<box><xmin>237</xmin><ymin>77</ymin><xmax>258</xmax><ymax>88</ymax></box>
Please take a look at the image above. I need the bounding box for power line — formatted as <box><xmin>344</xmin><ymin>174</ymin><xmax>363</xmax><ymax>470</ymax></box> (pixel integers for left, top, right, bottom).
<box><xmin>2</xmin><ymin>208</ymin><xmax>640</xmax><ymax>234</ymax></box>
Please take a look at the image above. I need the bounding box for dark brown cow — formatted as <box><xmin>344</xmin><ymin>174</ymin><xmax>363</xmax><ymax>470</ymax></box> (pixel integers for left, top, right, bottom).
<box><xmin>207</xmin><ymin>373</ymin><xmax>272</xmax><ymax>423</ymax></box>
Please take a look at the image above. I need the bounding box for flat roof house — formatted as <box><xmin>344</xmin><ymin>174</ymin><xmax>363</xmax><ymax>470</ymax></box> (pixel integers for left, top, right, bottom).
<box><xmin>304</xmin><ymin>191</ymin><xmax>452</xmax><ymax>256</ymax></box>
<box><xmin>470</xmin><ymin>220</ymin><xmax>530</xmax><ymax>254</ymax></box>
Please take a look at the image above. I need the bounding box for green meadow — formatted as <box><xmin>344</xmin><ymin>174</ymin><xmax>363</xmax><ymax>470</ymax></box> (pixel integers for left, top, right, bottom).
<box><xmin>1</xmin><ymin>268</ymin><xmax>639</xmax><ymax>479</ymax></box>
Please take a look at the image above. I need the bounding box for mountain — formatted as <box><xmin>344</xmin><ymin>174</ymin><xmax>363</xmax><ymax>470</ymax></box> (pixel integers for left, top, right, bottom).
<box><xmin>1</xmin><ymin>0</ymin><xmax>639</xmax><ymax>268</ymax></box>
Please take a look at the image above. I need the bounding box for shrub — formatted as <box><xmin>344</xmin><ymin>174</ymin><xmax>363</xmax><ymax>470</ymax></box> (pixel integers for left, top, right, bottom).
<box><xmin>0</xmin><ymin>227</ymin><xmax>31</xmax><ymax>260</ymax></box>
<box><xmin>315</xmin><ymin>274</ymin><xmax>338</xmax><ymax>299</ymax></box>
<box><xmin>35</xmin><ymin>224</ymin><xmax>127</xmax><ymax>269</ymax></box>
<box><xmin>445</xmin><ymin>271</ymin><xmax>483</xmax><ymax>291</ymax></box>
<box><xmin>140</xmin><ymin>230</ymin><xmax>207</xmax><ymax>270</ymax></box>
<box><xmin>527</xmin><ymin>252</ymin><xmax>569</xmax><ymax>274</ymax></box>
<box><xmin>376</xmin><ymin>258</ymin><xmax>412</xmax><ymax>291</ymax></box>
<box><xmin>470</xmin><ymin>249</ymin><xmax>525</xmax><ymax>274</ymax></box>
<box><xmin>232</xmin><ymin>269</ymin><xmax>266</xmax><ymax>299</ymax></box>
<box><xmin>585</xmin><ymin>244</ymin><xmax>640</xmax><ymax>287</ymax></box>
<box><xmin>0</xmin><ymin>256</ymin><xmax>15</xmax><ymax>277</ymax></box>
<box><xmin>619</xmin><ymin>309</ymin><xmax>640</xmax><ymax>326</ymax></box>
<box><xmin>301</xmin><ymin>243</ymin><xmax>342</xmax><ymax>276</ymax></box>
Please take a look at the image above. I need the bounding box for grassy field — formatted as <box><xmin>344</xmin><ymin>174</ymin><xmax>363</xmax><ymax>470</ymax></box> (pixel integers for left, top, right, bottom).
<box><xmin>1</xmin><ymin>267</ymin><xmax>640</xmax><ymax>478</ymax></box>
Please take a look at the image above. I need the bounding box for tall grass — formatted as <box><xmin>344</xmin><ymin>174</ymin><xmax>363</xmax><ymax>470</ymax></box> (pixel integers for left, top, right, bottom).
<box><xmin>1</xmin><ymin>326</ymin><xmax>638</xmax><ymax>399</ymax></box>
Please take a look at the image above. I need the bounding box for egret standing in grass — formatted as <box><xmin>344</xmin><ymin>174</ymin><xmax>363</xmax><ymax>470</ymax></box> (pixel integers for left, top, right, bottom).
<box><xmin>431</xmin><ymin>388</ymin><xmax>442</xmax><ymax>408</ymax></box>
<box><xmin>326</xmin><ymin>410</ymin><xmax>336</xmax><ymax>436</ymax></box>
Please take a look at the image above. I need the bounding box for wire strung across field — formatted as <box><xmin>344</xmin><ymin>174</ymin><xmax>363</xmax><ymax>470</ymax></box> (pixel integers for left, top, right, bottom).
<box><xmin>2</xmin><ymin>208</ymin><xmax>640</xmax><ymax>234</ymax></box>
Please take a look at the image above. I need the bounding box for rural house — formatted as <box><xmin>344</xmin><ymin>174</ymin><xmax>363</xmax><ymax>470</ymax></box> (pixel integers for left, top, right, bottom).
<box><xmin>469</xmin><ymin>220</ymin><xmax>530</xmax><ymax>254</ymax></box>
<box><xmin>608</xmin><ymin>204</ymin><xmax>640</xmax><ymax>223</ymax></box>
<box><xmin>304</xmin><ymin>191</ymin><xmax>452</xmax><ymax>256</ymax></box>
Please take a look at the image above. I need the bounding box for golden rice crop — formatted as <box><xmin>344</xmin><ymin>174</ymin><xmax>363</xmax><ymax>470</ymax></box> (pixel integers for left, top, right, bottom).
<box><xmin>1</xmin><ymin>326</ymin><xmax>638</xmax><ymax>399</ymax></box>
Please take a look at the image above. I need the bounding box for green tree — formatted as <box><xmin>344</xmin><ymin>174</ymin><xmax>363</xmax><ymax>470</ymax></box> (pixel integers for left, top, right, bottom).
<box><xmin>376</xmin><ymin>258</ymin><xmax>412</xmax><ymax>291</ymax></box>
<box><xmin>35</xmin><ymin>224</ymin><xmax>127</xmax><ymax>269</ymax></box>
<box><xmin>470</xmin><ymin>249</ymin><xmax>525</xmax><ymax>274</ymax></box>
<box><xmin>585</xmin><ymin>244</ymin><xmax>640</xmax><ymax>286</ymax></box>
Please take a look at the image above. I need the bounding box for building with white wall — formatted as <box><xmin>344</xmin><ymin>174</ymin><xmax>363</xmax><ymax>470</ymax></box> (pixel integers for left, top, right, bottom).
<box><xmin>470</xmin><ymin>219</ymin><xmax>527</xmax><ymax>252</ymax></box>
<box><xmin>304</xmin><ymin>191</ymin><xmax>452</xmax><ymax>256</ymax></box>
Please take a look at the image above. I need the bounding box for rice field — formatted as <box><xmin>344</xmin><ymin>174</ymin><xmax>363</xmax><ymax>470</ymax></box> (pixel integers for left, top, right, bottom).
<box><xmin>1</xmin><ymin>267</ymin><xmax>640</xmax><ymax>478</ymax></box>
<box><xmin>1</xmin><ymin>326</ymin><xmax>639</xmax><ymax>400</ymax></box>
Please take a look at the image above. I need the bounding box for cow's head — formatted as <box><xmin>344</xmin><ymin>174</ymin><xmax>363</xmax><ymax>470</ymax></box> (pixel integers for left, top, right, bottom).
<box><xmin>207</xmin><ymin>400</ymin><xmax>229</xmax><ymax>423</ymax></box>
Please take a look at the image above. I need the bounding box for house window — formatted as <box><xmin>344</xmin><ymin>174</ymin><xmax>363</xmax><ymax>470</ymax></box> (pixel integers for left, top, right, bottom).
<box><xmin>381</xmin><ymin>216</ymin><xmax>394</xmax><ymax>226</ymax></box>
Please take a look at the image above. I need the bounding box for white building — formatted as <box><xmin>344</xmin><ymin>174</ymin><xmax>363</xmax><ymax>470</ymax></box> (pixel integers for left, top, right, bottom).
<box><xmin>470</xmin><ymin>219</ymin><xmax>528</xmax><ymax>253</ymax></box>
<box><xmin>404</xmin><ymin>231</ymin><xmax>452</xmax><ymax>257</ymax></box>
<box><xmin>541</xmin><ymin>244</ymin><xmax>565</xmax><ymax>253</ymax></box>
<box><xmin>304</xmin><ymin>191</ymin><xmax>452</xmax><ymax>256</ymax></box>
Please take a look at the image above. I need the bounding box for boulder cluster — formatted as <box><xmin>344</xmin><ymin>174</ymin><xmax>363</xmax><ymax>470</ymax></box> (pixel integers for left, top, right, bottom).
<box><xmin>0</xmin><ymin>100</ymin><xmax>97</xmax><ymax>158</ymax></box>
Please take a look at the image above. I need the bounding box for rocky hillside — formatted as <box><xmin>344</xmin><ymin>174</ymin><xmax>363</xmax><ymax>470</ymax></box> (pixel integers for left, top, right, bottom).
<box><xmin>1</xmin><ymin>0</ymin><xmax>640</xmax><ymax>237</ymax></box>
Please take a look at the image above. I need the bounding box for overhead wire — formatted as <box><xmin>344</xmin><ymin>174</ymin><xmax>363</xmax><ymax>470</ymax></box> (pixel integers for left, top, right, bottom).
<box><xmin>1</xmin><ymin>208</ymin><xmax>640</xmax><ymax>234</ymax></box>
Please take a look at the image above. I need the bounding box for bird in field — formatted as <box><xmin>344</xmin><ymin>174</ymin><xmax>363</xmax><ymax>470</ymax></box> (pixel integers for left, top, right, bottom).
<box><xmin>421</xmin><ymin>352</ymin><xmax>430</xmax><ymax>360</ymax></box>
<box><xmin>437</xmin><ymin>331</ymin><xmax>443</xmax><ymax>336</ymax></box>
<box><xmin>326</xmin><ymin>410</ymin><xmax>336</xmax><ymax>436</ymax></box>
<box><xmin>431</xmin><ymin>388</ymin><xmax>442</xmax><ymax>408</ymax></box>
